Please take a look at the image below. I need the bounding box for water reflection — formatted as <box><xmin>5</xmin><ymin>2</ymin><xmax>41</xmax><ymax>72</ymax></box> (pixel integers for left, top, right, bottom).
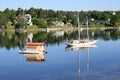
<box><xmin>65</xmin><ymin>45</ymin><xmax>97</xmax><ymax>51</ymax></box>
<box><xmin>26</xmin><ymin>33</ymin><xmax>33</xmax><ymax>42</ymax></box>
<box><xmin>19</xmin><ymin>42</ymin><xmax>47</xmax><ymax>63</ymax></box>
<box><xmin>20</xmin><ymin>53</ymin><xmax>46</xmax><ymax>62</ymax></box>
<box><xmin>65</xmin><ymin>45</ymin><xmax>97</xmax><ymax>80</ymax></box>
<box><xmin>18</xmin><ymin>32</ymin><xmax>47</xmax><ymax>63</ymax></box>
<box><xmin>1</xmin><ymin>29</ymin><xmax>120</xmax><ymax>80</ymax></box>
<box><xmin>1</xmin><ymin>28</ymin><xmax>120</xmax><ymax>49</ymax></box>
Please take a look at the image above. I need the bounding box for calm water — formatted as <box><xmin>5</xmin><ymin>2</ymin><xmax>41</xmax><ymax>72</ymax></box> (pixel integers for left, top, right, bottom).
<box><xmin>0</xmin><ymin>29</ymin><xmax>120</xmax><ymax>80</ymax></box>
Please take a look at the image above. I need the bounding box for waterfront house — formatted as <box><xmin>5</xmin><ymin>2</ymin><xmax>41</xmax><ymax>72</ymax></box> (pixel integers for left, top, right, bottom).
<box><xmin>25</xmin><ymin>14</ymin><xmax>33</xmax><ymax>26</ymax></box>
<box><xmin>53</xmin><ymin>21</ymin><xmax>64</xmax><ymax>26</ymax></box>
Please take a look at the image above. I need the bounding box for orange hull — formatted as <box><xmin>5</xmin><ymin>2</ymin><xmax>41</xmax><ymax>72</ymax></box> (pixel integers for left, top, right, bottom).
<box><xmin>26</xmin><ymin>42</ymin><xmax>45</xmax><ymax>46</ymax></box>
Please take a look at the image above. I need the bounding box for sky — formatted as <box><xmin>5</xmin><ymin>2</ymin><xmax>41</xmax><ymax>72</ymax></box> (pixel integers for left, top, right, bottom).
<box><xmin>0</xmin><ymin>0</ymin><xmax>120</xmax><ymax>11</ymax></box>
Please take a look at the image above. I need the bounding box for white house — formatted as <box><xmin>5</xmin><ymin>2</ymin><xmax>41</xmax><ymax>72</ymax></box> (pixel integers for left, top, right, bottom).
<box><xmin>25</xmin><ymin>14</ymin><xmax>33</xmax><ymax>26</ymax></box>
<box><xmin>53</xmin><ymin>21</ymin><xmax>64</xmax><ymax>26</ymax></box>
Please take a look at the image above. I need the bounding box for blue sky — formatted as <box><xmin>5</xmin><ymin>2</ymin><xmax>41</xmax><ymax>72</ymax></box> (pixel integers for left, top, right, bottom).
<box><xmin>0</xmin><ymin>0</ymin><xmax>120</xmax><ymax>11</ymax></box>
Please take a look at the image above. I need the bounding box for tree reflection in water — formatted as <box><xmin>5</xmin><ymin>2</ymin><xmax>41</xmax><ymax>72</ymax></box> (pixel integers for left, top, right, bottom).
<box><xmin>0</xmin><ymin>29</ymin><xmax>120</xmax><ymax>49</ymax></box>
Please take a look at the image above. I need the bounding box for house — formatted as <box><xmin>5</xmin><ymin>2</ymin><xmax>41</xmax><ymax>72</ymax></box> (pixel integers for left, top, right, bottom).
<box><xmin>53</xmin><ymin>21</ymin><xmax>64</xmax><ymax>26</ymax></box>
<box><xmin>25</xmin><ymin>14</ymin><xmax>33</xmax><ymax>26</ymax></box>
<box><xmin>18</xmin><ymin>14</ymin><xmax>33</xmax><ymax>26</ymax></box>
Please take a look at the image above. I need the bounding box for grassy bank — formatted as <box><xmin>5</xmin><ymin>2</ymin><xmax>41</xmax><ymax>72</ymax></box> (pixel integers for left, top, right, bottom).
<box><xmin>0</xmin><ymin>24</ymin><xmax>118</xmax><ymax>32</ymax></box>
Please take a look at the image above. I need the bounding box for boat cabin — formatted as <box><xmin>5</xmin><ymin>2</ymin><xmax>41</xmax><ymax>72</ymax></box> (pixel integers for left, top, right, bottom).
<box><xmin>25</xmin><ymin>42</ymin><xmax>47</xmax><ymax>53</ymax></box>
<box><xmin>19</xmin><ymin>42</ymin><xmax>47</xmax><ymax>54</ymax></box>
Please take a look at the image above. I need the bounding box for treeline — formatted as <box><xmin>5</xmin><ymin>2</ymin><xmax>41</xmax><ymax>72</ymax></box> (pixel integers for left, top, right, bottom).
<box><xmin>0</xmin><ymin>7</ymin><xmax>120</xmax><ymax>29</ymax></box>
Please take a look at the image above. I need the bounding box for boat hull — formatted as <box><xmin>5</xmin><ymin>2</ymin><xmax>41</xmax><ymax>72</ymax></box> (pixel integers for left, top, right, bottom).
<box><xmin>19</xmin><ymin>50</ymin><xmax>44</xmax><ymax>54</ymax></box>
<box><xmin>65</xmin><ymin>40</ymin><xmax>97</xmax><ymax>47</ymax></box>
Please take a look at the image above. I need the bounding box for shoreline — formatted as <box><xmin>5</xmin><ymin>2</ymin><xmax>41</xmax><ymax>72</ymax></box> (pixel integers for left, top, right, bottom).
<box><xmin>0</xmin><ymin>27</ymin><xmax>119</xmax><ymax>32</ymax></box>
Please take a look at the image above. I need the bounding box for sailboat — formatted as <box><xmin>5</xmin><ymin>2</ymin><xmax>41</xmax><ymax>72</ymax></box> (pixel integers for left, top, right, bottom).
<box><xmin>65</xmin><ymin>14</ymin><xmax>97</xmax><ymax>47</ymax></box>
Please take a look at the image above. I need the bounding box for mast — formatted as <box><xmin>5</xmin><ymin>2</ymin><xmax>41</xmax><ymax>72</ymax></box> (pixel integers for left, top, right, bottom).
<box><xmin>86</xmin><ymin>16</ymin><xmax>89</xmax><ymax>40</ymax></box>
<box><xmin>78</xmin><ymin>13</ymin><xmax>80</xmax><ymax>41</ymax></box>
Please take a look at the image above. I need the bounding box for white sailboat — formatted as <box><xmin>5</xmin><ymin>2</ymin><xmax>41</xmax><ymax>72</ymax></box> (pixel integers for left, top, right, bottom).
<box><xmin>65</xmin><ymin>14</ymin><xmax>97</xmax><ymax>47</ymax></box>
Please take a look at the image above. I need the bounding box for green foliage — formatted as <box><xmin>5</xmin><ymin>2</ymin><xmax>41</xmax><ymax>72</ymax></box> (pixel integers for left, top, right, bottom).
<box><xmin>27</xmin><ymin>25</ymin><xmax>38</xmax><ymax>29</ymax></box>
<box><xmin>6</xmin><ymin>25</ymin><xmax>15</xmax><ymax>30</ymax></box>
<box><xmin>89</xmin><ymin>23</ymin><xmax>97</xmax><ymax>28</ymax></box>
<box><xmin>27</xmin><ymin>7</ymin><xmax>38</xmax><ymax>18</ymax></box>
<box><xmin>47</xmin><ymin>18</ymin><xmax>54</xmax><ymax>27</ymax></box>
<box><xmin>1</xmin><ymin>7</ymin><xmax>120</xmax><ymax>29</ymax></box>
<box><xmin>32</xmin><ymin>18</ymin><xmax>47</xmax><ymax>28</ymax></box>
<box><xmin>15</xmin><ymin>17</ymin><xmax>27</xmax><ymax>29</ymax></box>
<box><xmin>0</xmin><ymin>13</ymin><xmax>8</xmax><ymax>28</ymax></box>
<box><xmin>110</xmin><ymin>14</ymin><xmax>120</xmax><ymax>27</ymax></box>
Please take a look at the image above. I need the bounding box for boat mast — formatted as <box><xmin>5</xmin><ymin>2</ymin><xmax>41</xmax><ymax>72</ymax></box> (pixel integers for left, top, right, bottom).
<box><xmin>78</xmin><ymin>13</ymin><xmax>80</xmax><ymax>41</ymax></box>
<box><xmin>86</xmin><ymin>16</ymin><xmax>89</xmax><ymax>40</ymax></box>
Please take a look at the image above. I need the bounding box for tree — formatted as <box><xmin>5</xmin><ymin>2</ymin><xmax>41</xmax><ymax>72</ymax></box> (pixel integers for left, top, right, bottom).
<box><xmin>0</xmin><ymin>13</ymin><xmax>8</xmax><ymax>28</ymax></box>
<box><xmin>56</xmin><ymin>11</ymin><xmax>65</xmax><ymax>21</ymax></box>
<box><xmin>16</xmin><ymin>8</ymin><xmax>24</xmax><ymax>16</ymax></box>
<box><xmin>38</xmin><ymin>8</ymin><xmax>45</xmax><ymax>18</ymax></box>
<box><xmin>46</xmin><ymin>9</ymin><xmax>56</xmax><ymax>18</ymax></box>
<box><xmin>47</xmin><ymin>18</ymin><xmax>53</xmax><ymax>27</ymax></box>
<box><xmin>32</xmin><ymin>18</ymin><xmax>47</xmax><ymax>28</ymax></box>
<box><xmin>15</xmin><ymin>17</ymin><xmax>27</xmax><ymax>29</ymax></box>
<box><xmin>110</xmin><ymin>14</ymin><xmax>120</xmax><ymax>27</ymax></box>
<box><xmin>28</xmin><ymin>7</ymin><xmax>37</xmax><ymax>18</ymax></box>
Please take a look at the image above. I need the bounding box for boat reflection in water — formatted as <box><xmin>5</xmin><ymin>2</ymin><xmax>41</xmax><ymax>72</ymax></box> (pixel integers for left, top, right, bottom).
<box><xmin>65</xmin><ymin>44</ymin><xmax>97</xmax><ymax>51</ymax></box>
<box><xmin>21</xmin><ymin>53</ymin><xmax>46</xmax><ymax>62</ymax></box>
<box><xmin>19</xmin><ymin>41</ymin><xmax>47</xmax><ymax>62</ymax></box>
<box><xmin>65</xmin><ymin>44</ymin><xmax>97</xmax><ymax>80</ymax></box>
